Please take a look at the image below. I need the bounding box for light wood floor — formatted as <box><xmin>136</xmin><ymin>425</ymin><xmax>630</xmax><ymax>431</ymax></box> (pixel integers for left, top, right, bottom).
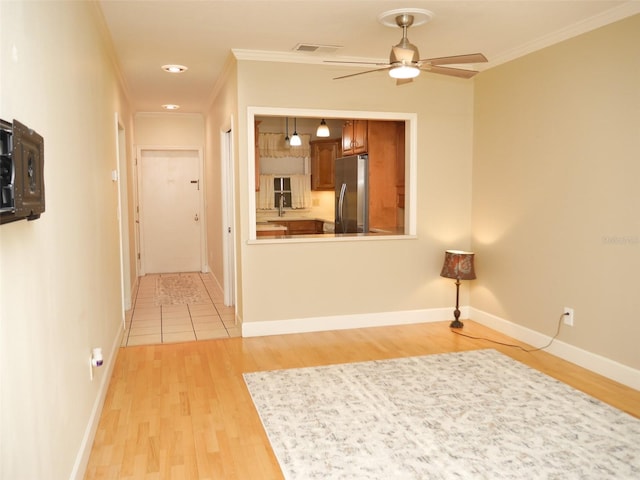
<box><xmin>84</xmin><ymin>320</ymin><xmax>640</xmax><ymax>479</ymax></box>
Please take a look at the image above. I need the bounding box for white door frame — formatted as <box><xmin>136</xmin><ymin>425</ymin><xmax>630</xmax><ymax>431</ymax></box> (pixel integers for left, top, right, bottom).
<box><xmin>136</xmin><ymin>145</ymin><xmax>207</xmax><ymax>275</ymax></box>
<box><xmin>114</xmin><ymin>113</ymin><xmax>131</xmax><ymax>325</ymax></box>
<box><xmin>221</xmin><ymin>124</ymin><xmax>236</xmax><ymax>307</ymax></box>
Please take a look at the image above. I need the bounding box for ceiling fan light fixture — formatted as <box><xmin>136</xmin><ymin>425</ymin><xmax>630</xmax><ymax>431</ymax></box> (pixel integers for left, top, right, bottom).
<box><xmin>327</xmin><ymin>9</ymin><xmax>486</xmax><ymax>84</ymax></box>
<box><xmin>389</xmin><ymin>65</ymin><xmax>420</xmax><ymax>79</ymax></box>
<box><xmin>316</xmin><ymin>119</ymin><xmax>330</xmax><ymax>137</ymax></box>
<box><xmin>391</xmin><ymin>44</ymin><xmax>419</xmax><ymax>64</ymax></box>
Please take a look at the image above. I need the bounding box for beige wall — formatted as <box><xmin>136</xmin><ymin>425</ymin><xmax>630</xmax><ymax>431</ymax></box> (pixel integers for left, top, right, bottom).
<box><xmin>472</xmin><ymin>15</ymin><xmax>640</xmax><ymax>370</ymax></box>
<box><xmin>134</xmin><ymin>112</ymin><xmax>206</xmax><ymax>274</ymax></box>
<box><xmin>204</xmin><ymin>57</ymin><xmax>239</xmax><ymax>311</ymax></box>
<box><xmin>134</xmin><ymin>112</ymin><xmax>204</xmax><ymax>146</ymax></box>
<box><xmin>233</xmin><ymin>60</ymin><xmax>475</xmax><ymax>324</ymax></box>
<box><xmin>0</xmin><ymin>2</ymin><xmax>132</xmax><ymax>479</ymax></box>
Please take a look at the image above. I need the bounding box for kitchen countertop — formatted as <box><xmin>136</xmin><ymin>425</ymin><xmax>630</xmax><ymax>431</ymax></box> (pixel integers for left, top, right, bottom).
<box><xmin>256</xmin><ymin>223</ymin><xmax>287</xmax><ymax>231</ymax></box>
<box><xmin>257</xmin><ymin>216</ymin><xmax>332</xmax><ymax>223</ymax></box>
<box><xmin>255</xmin><ymin>216</ymin><xmax>403</xmax><ymax>238</ymax></box>
<box><xmin>255</xmin><ymin>229</ymin><xmax>404</xmax><ymax>239</ymax></box>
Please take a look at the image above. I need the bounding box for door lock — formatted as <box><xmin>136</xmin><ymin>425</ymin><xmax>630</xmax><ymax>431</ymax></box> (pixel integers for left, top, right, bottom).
<box><xmin>194</xmin><ymin>213</ymin><xmax>199</xmax><ymax>222</ymax></box>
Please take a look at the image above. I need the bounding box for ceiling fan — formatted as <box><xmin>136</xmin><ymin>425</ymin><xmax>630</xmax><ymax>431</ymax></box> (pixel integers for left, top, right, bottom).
<box><xmin>326</xmin><ymin>10</ymin><xmax>488</xmax><ymax>85</ymax></box>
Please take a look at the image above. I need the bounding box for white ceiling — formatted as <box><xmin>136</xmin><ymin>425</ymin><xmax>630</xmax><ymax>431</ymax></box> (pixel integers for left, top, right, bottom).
<box><xmin>98</xmin><ymin>0</ymin><xmax>639</xmax><ymax>114</ymax></box>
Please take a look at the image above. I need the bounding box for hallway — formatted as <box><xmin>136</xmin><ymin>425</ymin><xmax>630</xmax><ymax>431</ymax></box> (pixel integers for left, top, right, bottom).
<box><xmin>122</xmin><ymin>272</ymin><xmax>240</xmax><ymax>346</ymax></box>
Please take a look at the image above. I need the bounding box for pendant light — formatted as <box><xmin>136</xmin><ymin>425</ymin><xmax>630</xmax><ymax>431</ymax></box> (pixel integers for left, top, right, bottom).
<box><xmin>316</xmin><ymin>119</ymin><xmax>330</xmax><ymax>137</ymax></box>
<box><xmin>290</xmin><ymin>118</ymin><xmax>302</xmax><ymax>146</ymax></box>
<box><xmin>284</xmin><ymin>117</ymin><xmax>290</xmax><ymax>145</ymax></box>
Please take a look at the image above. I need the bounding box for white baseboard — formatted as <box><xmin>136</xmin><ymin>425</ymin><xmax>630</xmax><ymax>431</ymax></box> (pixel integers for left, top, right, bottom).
<box><xmin>242</xmin><ymin>306</ymin><xmax>639</xmax><ymax>391</ymax></box>
<box><xmin>69</xmin><ymin>323</ymin><xmax>124</xmax><ymax>480</ymax></box>
<box><xmin>206</xmin><ymin>270</ymin><xmax>224</xmax><ymax>293</ymax></box>
<box><xmin>470</xmin><ymin>308</ymin><xmax>640</xmax><ymax>391</ymax></box>
<box><xmin>241</xmin><ymin>306</ymin><xmax>468</xmax><ymax>337</ymax></box>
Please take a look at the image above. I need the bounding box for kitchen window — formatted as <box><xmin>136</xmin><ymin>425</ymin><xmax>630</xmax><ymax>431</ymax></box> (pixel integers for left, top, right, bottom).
<box><xmin>249</xmin><ymin>107</ymin><xmax>417</xmax><ymax>242</ymax></box>
<box><xmin>274</xmin><ymin>177</ymin><xmax>291</xmax><ymax>210</ymax></box>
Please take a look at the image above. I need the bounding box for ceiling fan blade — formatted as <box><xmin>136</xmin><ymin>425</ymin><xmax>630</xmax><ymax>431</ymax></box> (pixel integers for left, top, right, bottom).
<box><xmin>421</xmin><ymin>53</ymin><xmax>488</xmax><ymax>66</ymax></box>
<box><xmin>333</xmin><ymin>66</ymin><xmax>392</xmax><ymax>80</ymax></box>
<box><xmin>324</xmin><ymin>60</ymin><xmax>388</xmax><ymax>66</ymax></box>
<box><xmin>396</xmin><ymin>78</ymin><xmax>414</xmax><ymax>86</ymax></box>
<box><xmin>421</xmin><ymin>65</ymin><xmax>479</xmax><ymax>79</ymax></box>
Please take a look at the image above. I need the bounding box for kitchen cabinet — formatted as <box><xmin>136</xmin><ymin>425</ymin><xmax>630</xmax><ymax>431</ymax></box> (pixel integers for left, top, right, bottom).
<box><xmin>311</xmin><ymin>138</ymin><xmax>341</xmax><ymax>190</ymax></box>
<box><xmin>256</xmin><ymin>224</ymin><xmax>287</xmax><ymax>237</ymax></box>
<box><xmin>254</xmin><ymin>120</ymin><xmax>261</xmax><ymax>192</ymax></box>
<box><xmin>267</xmin><ymin>219</ymin><xmax>324</xmax><ymax>235</ymax></box>
<box><xmin>395</xmin><ymin>121</ymin><xmax>405</xmax><ymax>208</ymax></box>
<box><xmin>342</xmin><ymin>120</ymin><xmax>368</xmax><ymax>155</ymax></box>
<box><xmin>339</xmin><ymin>119</ymin><xmax>405</xmax><ymax>229</ymax></box>
<box><xmin>367</xmin><ymin>120</ymin><xmax>405</xmax><ymax>229</ymax></box>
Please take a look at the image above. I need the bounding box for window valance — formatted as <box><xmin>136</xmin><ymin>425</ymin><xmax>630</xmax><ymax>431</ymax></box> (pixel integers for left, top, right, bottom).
<box><xmin>258</xmin><ymin>133</ymin><xmax>311</xmax><ymax>158</ymax></box>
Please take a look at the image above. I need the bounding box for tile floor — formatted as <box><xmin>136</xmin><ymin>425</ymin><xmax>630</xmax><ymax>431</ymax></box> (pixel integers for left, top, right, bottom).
<box><xmin>122</xmin><ymin>272</ymin><xmax>240</xmax><ymax>347</ymax></box>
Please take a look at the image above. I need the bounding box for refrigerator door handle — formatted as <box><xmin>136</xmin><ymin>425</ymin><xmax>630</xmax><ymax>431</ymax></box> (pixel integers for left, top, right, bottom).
<box><xmin>337</xmin><ymin>183</ymin><xmax>347</xmax><ymax>227</ymax></box>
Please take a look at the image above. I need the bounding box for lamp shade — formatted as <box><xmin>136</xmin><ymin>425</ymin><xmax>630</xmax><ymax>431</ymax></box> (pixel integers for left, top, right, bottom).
<box><xmin>440</xmin><ymin>250</ymin><xmax>476</xmax><ymax>280</ymax></box>
<box><xmin>290</xmin><ymin>118</ymin><xmax>302</xmax><ymax>146</ymax></box>
<box><xmin>316</xmin><ymin>119</ymin><xmax>330</xmax><ymax>137</ymax></box>
<box><xmin>289</xmin><ymin>133</ymin><xmax>302</xmax><ymax>146</ymax></box>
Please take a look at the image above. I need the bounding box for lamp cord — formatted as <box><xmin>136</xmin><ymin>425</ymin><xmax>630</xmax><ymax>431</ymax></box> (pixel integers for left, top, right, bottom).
<box><xmin>451</xmin><ymin>313</ymin><xmax>566</xmax><ymax>353</ymax></box>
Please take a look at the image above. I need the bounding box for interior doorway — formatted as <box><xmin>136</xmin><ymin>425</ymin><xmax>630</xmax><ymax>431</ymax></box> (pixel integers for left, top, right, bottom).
<box><xmin>222</xmin><ymin>128</ymin><xmax>236</xmax><ymax>307</ymax></box>
<box><xmin>138</xmin><ymin>148</ymin><xmax>205</xmax><ymax>274</ymax></box>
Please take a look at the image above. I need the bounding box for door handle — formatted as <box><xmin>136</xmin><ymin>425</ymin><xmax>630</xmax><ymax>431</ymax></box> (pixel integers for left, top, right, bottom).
<box><xmin>194</xmin><ymin>213</ymin><xmax>199</xmax><ymax>222</ymax></box>
<box><xmin>337</xmin><ymin>183</ymin><xmax>346</xmax><ymax>230</ymax></box>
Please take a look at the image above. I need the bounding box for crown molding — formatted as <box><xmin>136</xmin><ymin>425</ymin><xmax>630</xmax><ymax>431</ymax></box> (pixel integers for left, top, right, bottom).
<box><xmin>235</xmin><ymin>3</ymin><xmax>640</xmax><ymax>72</ymax></box>
<box><xmin>232</xmin><ymin>48</ymin><xmax>386</xmax><ymax>66</ymax></box>
<box><xmin>484</xmin><ymin>1</ymin><xmax>640</xmax><ymax>70</ymax></box>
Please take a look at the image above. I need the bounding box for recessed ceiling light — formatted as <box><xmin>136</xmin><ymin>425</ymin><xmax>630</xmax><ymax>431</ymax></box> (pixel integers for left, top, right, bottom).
<box><xmin>162</xmin><ymin>104</ymin><xmax>180</xmax><ymax>110</ymax></box>
<box><xmin>161</xmin><ymin>64</ymin><xmax>188</xmax><ymax>73</ymax></box>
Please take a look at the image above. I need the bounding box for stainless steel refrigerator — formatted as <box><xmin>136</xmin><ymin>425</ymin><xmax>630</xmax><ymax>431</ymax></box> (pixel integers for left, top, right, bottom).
<box><xmin>335</xmin><ymin>154</ymin><xmax>369</xmax><ymax>233</ymax></box>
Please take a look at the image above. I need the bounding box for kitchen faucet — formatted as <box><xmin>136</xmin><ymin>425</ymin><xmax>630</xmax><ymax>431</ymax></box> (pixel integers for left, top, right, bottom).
<box><xmin>278</xmin><ymin>193</ymin><xmax>285</xmax><ymax>217</ymax></box>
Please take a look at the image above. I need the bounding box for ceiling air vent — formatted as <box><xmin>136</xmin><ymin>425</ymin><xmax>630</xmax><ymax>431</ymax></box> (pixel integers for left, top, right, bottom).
<box><xmin>293</xmin><ymin>43</ymin><xmax>342</xmax><ymax>54</ymax></box>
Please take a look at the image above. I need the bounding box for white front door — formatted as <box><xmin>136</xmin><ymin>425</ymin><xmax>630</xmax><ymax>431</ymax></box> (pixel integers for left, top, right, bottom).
<box><xmin>140</xmin><ymin>149</ymin><xmax>202</xmax><ymax>273</ymax></box>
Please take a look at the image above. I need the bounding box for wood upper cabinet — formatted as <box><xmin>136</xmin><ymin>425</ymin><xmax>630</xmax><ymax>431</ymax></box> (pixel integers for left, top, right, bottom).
<box><xmin>395</xmin><ymin>121</ymin><xmax>405</xmax><ymax>208</ymax></box>
<box><xmin>311</xmin><ymin>138</ymin><xmax>341</xmax><ymax>191</ymax></box>
<box><xmin>342</xmin><ymin>120</ymin><xmax>368</xmax><ymax>155</ymax></box>
<box><xmin>254</xmin><ymin>120</ymin><xmax>261</xmax><ymax>192</ymax></box>
<box><xmin>339</xmin><ymin>119</ymin><xmax>405</xmax><ymax>229</ymax></box>
<box><xmin>361</xmin><ymin>120</ymin><xmax>407</xmax><ymax>229</ymax></box>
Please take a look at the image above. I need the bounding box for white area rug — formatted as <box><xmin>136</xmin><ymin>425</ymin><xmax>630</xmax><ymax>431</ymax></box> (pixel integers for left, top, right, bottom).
<box><xmin>154</xmin><ymin>273</ymin><xmax>207</xmax><ymax>305</ymax></box>
<box><xmin>243</xmin><ymin>349</ymin><xmax>640</xmax><ymax>479</ymax></box>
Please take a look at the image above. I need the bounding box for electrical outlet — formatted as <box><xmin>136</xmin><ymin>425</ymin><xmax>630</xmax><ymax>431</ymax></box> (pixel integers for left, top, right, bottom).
<box><xmin>563</xmin><ymin>307</ymin><xmax>574</xmax><ymax>326</ymax></box>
